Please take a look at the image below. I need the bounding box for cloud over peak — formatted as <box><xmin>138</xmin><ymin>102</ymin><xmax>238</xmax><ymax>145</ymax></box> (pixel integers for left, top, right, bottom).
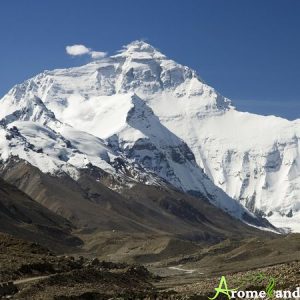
<box><xmin>90</xmin><ymin>51</ymin><xmax>107</xmax><ymax>59</ymax></box>
<box><xmin>66</xmin><ymin>44</ymin><xmax>107</xmax><ymax>59</ymax></box>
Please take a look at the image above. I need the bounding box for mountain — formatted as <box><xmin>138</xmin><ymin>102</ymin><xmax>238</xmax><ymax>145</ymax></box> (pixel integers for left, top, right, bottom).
<box><xmin>0</xmin><ymin>40</ymin><xmax>296</xmax><ymax>231</ymax></box>
<box><xmin>0</xmin><ymin>176</ymin><xmax>81</xmax><ymax>251</ymax></box>
<box><xmin>0</xmin><ymin>158</ymin><xmax>269</xmax><ymax>243</ymax></box>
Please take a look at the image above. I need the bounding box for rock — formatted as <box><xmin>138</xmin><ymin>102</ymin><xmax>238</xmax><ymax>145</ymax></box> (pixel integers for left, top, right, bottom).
<box><xmin>90</xmin><ymin>258</ymin><xmax>100</xmax><ymax>266</ymax></box>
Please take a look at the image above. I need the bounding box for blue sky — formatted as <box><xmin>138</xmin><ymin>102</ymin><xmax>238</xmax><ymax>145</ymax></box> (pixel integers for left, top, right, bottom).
<box><xmin>1</xmin><ymin>0</ymin><xmax>300</xmax><ymax>119</ymax></box>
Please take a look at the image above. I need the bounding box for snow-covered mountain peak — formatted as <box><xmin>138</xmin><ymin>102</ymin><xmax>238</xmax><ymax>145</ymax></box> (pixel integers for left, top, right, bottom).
<box><xmin>0</xmin><ymin>92</ymin><xmax>56</xmax><ymax>127</ymax></box>
<box><xmin>2</xmin><ymin>41</ymin><xmax>300</xmax><ymax>231</ymax></box>
<box><xmin>2</xmin><ymin>41</ymin><xmax>232</xmax><ymax>115</ymax></box>
<box><xmin>114</xmin><ymin>40</ymin><xmax>166</xmax><ymax>59</ymax></box>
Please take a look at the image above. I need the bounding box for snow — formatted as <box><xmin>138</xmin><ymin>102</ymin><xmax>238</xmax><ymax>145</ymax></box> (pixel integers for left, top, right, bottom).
<box><xmin>268</xmin><ymin>211</ymin><xmax>300</xmax><ymax>233</ymax></box>
<box><xmin>60</xmin><ymin>94</ymin><xmax>135</xmax><ymax>139</ymax></box>
<box><xmin>0</xmin><ymin>119</ymin><xmax>117</xmax><ymax>178</ymax></box>
<box><xmin>0</xmin><ymin>40</ymin><xmax>299</xmax><ymax>231</ymax></box>
<box><xmin>148</xmin><ymin>93</ymin><xmax>300</xmax><ymax>231</ymax></box>
<box><xmin>0</xmin><ymin>128</ymin><xmax>10</xmax><ymax>161</ymax></box>
<box><xmin>0</xmin><ymin>123</ymin><xmax>69</xmax><ymax>175</ymax></box>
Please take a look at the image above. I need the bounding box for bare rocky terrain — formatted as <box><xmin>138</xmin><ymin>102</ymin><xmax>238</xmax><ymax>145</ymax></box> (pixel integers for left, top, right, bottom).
<box><xmin>0</xmin><ymin>177</ymin><xmax>81</xmax><ymax>252</ymax></box>
<box><xmin>1</xmin><ymin>231</ymin><xmax>300</xmax><ymax>299</ymax></box>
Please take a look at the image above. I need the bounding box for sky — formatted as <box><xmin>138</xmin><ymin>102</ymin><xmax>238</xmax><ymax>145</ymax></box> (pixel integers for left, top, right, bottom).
<box><xmin>0</xmin><ymin>0</ymin><xmax>300</xmax><ymax>119</ymax></box>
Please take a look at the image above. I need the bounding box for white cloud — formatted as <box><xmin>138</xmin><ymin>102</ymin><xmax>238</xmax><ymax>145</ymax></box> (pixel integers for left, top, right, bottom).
<box><xmin>66</xmin><ymin>44</ymin><xmax>90</xmax><ymax>56</ymax></box>
<box><xmin>66</xmin><ymin>44</ymin><xmax>107</xmax><ymax>60</ymax></box>
<box><xmin>90</xmin><ymin>51</ymin><xmax>107</xmax><ymax>59</ymax></box>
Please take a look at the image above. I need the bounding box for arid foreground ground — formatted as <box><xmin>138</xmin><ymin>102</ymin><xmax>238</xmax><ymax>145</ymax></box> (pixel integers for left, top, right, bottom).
<box><xmin>0</xmin><ymin>233</ymin><xmax>300</xmax><ymax>299</ymax></box>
